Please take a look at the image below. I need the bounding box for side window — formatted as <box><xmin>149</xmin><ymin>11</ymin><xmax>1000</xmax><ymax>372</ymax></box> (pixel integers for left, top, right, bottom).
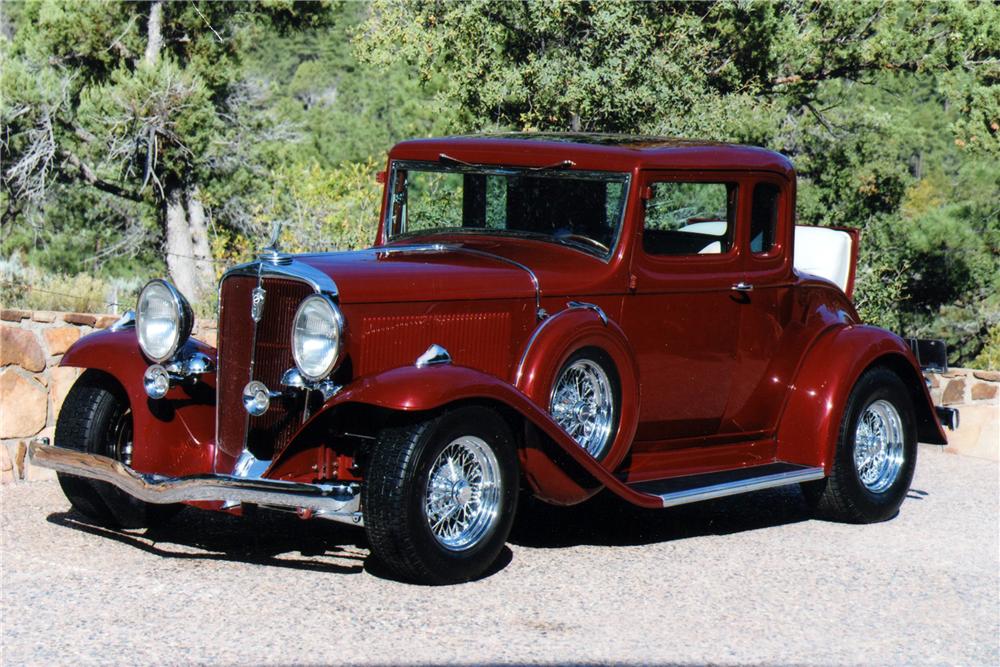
<box><xmin>643</xmin><ymin>181</ymin><xmax>736</xmax><ymax>256</ymax></box>
<box><xmin>750</xmin><ymin>182</ymin><xmax>780</xmax><ymax>254</ymax></box>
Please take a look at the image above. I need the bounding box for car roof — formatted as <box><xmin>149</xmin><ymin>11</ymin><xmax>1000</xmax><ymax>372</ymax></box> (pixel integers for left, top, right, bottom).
<box><xmin>389</xmin><ymin>133</ymin><xmax>795</xmax><ymax>176</ymax></box>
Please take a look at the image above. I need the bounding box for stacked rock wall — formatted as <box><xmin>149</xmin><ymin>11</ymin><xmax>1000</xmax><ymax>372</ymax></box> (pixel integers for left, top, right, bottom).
<box><xmin>927</xmin><ymin>368</ymin><xmax>1000</xmax><ymax>461</ymax></box>
<box><xmin>0</xmin><ymin>308</ymin><xmax>217</xmax><ymax>483</ymax></box>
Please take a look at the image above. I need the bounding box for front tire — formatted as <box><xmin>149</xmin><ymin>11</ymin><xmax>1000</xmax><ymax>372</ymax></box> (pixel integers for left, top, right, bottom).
<box><xmin>55</xmin><ymin>370</ymin><xmax>180</xmax><ymax>528</ymax></box>
<box><xmin>363</xmin><ymin>406</ymin><xmax>519</xmax><ymax>584</ymax></box>
<box><xmin>803</xmin><ymin>367</ymin><xmax>917</xmax><ymax>523</ymax></box>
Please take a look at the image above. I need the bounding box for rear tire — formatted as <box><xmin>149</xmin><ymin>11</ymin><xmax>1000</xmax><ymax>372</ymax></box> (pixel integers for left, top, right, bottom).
<box><xmin>363</xmin><ymin>406</ymin><xmax>519</xmax><ymax>584</ymax></box>
<box><xmin>802</xmin><ymin>367</ymin><xmax>917</xmax><ymax>523</ymax></box>
<box><xmin>55</xmin><ymin>370</ymin><xmax>180</xmax><ymax>529</ymax></box>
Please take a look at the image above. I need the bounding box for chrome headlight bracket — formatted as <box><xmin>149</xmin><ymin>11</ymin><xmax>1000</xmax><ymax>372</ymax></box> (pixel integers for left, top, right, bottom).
<box><xmin>142</xmin><ymin>349</ymin><xmax>215</xmax><ymax>400</ymax></box>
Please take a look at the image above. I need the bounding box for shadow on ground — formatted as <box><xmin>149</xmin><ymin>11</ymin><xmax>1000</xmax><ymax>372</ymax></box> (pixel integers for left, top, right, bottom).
<box><xmin>48</xmin><ymin>482</ymin><xmax>926</xmax><ymax>580</ymax></box>
<box><xmin>510</xmin><ymin>484</ymin><xmax>814</xmax><ymax>548</ymax></box>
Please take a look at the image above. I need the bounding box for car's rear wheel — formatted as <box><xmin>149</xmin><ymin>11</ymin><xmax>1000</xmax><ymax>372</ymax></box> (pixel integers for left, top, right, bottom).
<box><xmin>363</xmin><ymin>406</ymin><xmax>519</xmax><ymax>584</ymax></box>
<box><xmin>548</xmin><ymin>349</ymin><xmax>620</xmax><ymax>461</ymax></box>
<box><xmin>55</xmin><ymin>370</ymin><xmax>180</xmax><ymax>528</ymax></box>
<box><xmin>802</xmin><ymin>367</ymin><xmax>917</xmax><ymax>523</ymax></box>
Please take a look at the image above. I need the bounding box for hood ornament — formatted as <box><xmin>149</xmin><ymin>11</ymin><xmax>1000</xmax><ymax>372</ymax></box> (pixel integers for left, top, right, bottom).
<box><xmin>258</xmin><ymin>220</ymin><xmax>291</xmax><ymax>265</ymax></box>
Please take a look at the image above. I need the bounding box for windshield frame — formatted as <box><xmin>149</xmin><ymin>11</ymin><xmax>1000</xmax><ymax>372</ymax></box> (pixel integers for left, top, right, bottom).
<box><xmin>383</xmin><ymin>159</ymin><xmax>632</xmax><ymax>261</ymax></box>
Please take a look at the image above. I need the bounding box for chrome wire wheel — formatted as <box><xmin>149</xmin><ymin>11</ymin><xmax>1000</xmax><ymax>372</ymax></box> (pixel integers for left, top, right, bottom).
<box><xmin>423</xmin><ymin>436</ymin><xmax>502</xmax><ymax>551</ymax></box>
<box><xmin>853</xmin><ymin>399</ymin><xmax>905</xmax><ymax>493</ymax></box>
<box><xmin>549</xmin><ymin>358</ymin><xmax>615</xmax><ymax>458</ymax></box>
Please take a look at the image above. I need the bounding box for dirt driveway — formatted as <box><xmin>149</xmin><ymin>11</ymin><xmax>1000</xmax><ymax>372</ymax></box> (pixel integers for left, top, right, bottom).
<box><xmin>2</xmin><ymin>444</ymin><xmax>997</xmax><ymax>666</ymax></box>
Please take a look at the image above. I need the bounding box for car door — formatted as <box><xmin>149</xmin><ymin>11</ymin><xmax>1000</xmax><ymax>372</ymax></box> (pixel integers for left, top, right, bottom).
<box><xmin>621</xmin><ymin>171</ymin><xmax>745</xmax><ymax>442</ymax></box>
<box><xmin>719</xmin><ymin>172</ymin><xmax>800</xmax><ymax>438</ymax></box>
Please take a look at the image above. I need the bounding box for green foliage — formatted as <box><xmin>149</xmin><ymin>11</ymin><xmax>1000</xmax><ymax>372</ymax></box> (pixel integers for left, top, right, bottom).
<box><xmin>358</xmin><ymin>0</ymin><xmax>999</xmax><ymax>364</ymax></box>
<box><xmin>2</xmin><ymin>0</ymin><xmax>998</xmax><ymax>365</ymax></box>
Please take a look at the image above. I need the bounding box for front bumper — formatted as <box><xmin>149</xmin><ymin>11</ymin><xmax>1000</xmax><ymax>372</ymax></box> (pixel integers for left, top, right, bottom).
<box><xmin>28</xmin><ymin>439</ymin><xmax>363</xmax><ymax>527</ymax></box>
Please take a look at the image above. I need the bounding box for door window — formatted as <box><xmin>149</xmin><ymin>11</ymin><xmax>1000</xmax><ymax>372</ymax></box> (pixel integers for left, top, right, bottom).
<box><xmin>643</xmin><ymin>181</ymin><xmax>737</xmax><ymax>255</ymax></box>
<box><xmin>750</xmin><ymin>182</ymin><xmax>780</xmax><ymax>254</ymax></box>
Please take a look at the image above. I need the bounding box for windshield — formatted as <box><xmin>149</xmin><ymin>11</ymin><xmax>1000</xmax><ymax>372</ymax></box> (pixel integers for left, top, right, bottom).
<box><xmin>385</xmin><ymin>161</ymin><xmax>630</xmax><ymax>259</ymax></box>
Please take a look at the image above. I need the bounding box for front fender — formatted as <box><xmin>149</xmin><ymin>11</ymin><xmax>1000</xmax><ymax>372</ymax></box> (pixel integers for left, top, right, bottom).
<box><xmin>279</xmin><ymin>363</ymin><xmax>659</xmax><ymax>508</ymax></box>
<box><xmin>776</xmin><ymin>324</ymin><xmax>946</xmax><ymax>470</ymax></box>
<box><xmin>60</xmin><ymin>329</ymin><xmax>217</xmax><ymax>477</ymax></box>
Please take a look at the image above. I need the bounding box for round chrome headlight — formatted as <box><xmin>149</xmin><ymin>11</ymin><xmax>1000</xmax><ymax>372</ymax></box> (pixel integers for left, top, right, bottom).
<box><xmin>136</xmin><ymin>279</ymin><xmax>193</xmax><ymax>363</ymax></box>
<box><xmin>291</xmin><ymin>295</ymin><xmax>344</xmax><ymax>381</ymax></box>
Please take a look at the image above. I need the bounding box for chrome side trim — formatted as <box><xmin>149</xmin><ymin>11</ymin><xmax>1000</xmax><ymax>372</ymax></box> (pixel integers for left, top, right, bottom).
<box><xmin>514</xmin><ymin>309</ymin><xmax>564</xmax><ymax>386</ymax></box>
<box><xmin>372</xmin><ymin>243</ymin><xmax>455</xmax><ymax>255</ymax></box>
<box><xmin>29</xmin><ymin>440</ymin><xmax>363</xmax><ymax>527</ymax></box>
<box><xmin>514</xmin><ymin>302</ymin><xmax>613</xmax><ymax>385</ymax></box>
<box><xmin>448</xmin><ymin>247</ymin><xmax>545</xmax><ymax>320</ymax></box>
<box><xmin>654</xmin><ymin>466</ymin><xmax>825</xmax><ymax>508</ymax></box>
<box><xmin>566</xmin><ymin>301</ymin><xmax>608</xmax><ymax>326</ymax></box>
<box><xmin>222</xmin><ymin>258</ymin><xmax>338</xmax><ymax>297</ymax></box>
<box><xmin>415</xmin><ymin>344</ymin><xmax>452</xmax><ymax>368</ymax></box>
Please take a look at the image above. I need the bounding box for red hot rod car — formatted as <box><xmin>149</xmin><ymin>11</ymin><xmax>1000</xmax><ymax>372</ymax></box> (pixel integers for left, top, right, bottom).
<box><xmin>31</xmin><ymin>134</ymin><xmax>957</xmax><ymax>584</ymax></box>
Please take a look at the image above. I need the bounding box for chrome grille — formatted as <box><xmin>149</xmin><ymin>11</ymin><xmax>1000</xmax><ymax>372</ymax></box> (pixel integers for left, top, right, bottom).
<box><xmin>217</xmin><ymin>275</ymin><xmax>313</xmax><ymax>465</ymax></box>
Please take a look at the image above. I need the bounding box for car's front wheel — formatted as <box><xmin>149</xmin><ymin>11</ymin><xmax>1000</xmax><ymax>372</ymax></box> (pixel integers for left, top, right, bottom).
<box><xmin>363</xmin><ymin>406</ymin><xmax>519</xmax><ymax>584</ymax></box>
<box><xmin>55</xmin><ymin>370</ymin><xmax>181</xmax><ymax>528</ymax></box>
<box><xmin>802</xmin><ymin>367</ymin><xmax>917</xmax><ymax>523</ymax></box>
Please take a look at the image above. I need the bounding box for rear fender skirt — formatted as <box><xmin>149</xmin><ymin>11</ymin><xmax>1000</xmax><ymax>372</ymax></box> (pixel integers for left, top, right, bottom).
<box><xmin>59</xmin><ymin>329</ymin><xmax>217</xmax><ymax>477</ymax></box>
<box><xmin>775</xmin><ymin>325</ymin><xmax>947</xmax><ymax>470</ymax></box>
<box><xmin>274</xmin><ymin>364</ymin><xmax>659</xmax><ymax>508</ymax></box>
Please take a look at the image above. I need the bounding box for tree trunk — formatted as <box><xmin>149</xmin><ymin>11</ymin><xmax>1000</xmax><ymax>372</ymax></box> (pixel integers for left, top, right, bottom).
<box><xmin>186</xmin><ymin>188</ymin><xmax>216</xmax><ymax>296</ymax></box>
<box><xmin>145</xmin><ymin>1</ymin><xmax>163</xmax><ymax>66</ymax></box>
<box><xmin>146</xmin><ymin>2</ymin><xmax>213</xmax><ymax>305</ymax></box>
<box><xmin>164</xmin><ymin>187</ymin><xmax>201</xmax><ymax>301</ymax></box>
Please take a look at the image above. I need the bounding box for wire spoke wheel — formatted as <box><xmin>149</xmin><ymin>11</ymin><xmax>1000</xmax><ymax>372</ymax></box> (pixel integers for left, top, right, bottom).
<box><xmin>853</xmin><ymin>399</ymin><xmax>906</xmax><ymax>493</ymax></box>
<box><xmin>423</xmin><ymin>436</ymin><xmax>502</xmax><ymax>551</ymax></box>
<box><xmin>549</xmin><ymin>358</ymin><xmax>615</xmax><ymax>458</ymax></box>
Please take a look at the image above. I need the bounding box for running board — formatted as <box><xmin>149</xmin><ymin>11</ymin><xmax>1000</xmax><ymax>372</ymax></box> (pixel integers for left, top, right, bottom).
<box><xmin>628</xmin><ymin>462</ymin><xmax>825</xmax><ymax>509</ymax></box>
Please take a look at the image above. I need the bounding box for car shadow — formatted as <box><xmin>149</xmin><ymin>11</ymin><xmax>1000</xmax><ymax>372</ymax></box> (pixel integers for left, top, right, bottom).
<box><xmin>48</xmin><ymin>482</ymin><xmax>905</xmax><ymax>578</ymax></box>
<box><xmin>46</xmin><ymin>505</ymin><xmax>369</xmax><ymax>576</ymax></box>
<box><xmin>510</xmin><ymin>484</ymin><xmax>816</xmax><ymax>548</ymax></box>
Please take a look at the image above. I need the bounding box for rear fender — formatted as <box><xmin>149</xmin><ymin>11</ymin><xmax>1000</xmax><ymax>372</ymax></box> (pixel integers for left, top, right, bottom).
<box><xmin>60</xmin><ymin>329</ymin><xmax>217</xmax><ymax>477</ymax></box>
<box><xmin>512</xmin><ymin>306</ymin><xmax>640</xmax><ymax>502</ymax></box>
<box><xmin>776</xmin><ymin>325</ymin><xmax>946</xmax><ymax>470</ymax></box>
<box><xmin>273</xmin><ymin>364</ymin><xmax>659</xmax><ymax>508</ymax></box>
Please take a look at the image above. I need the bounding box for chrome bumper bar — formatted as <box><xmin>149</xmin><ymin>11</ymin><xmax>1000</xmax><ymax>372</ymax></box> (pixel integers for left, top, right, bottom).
<box><xmin>28</xmin><ymin>439</ymin><xmax>363</xmax><ymax>527</ymax></box>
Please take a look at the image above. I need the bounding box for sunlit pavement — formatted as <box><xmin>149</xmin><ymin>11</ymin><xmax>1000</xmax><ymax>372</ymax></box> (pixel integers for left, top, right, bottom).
<box><xmin>2</xmin><ymin>444</ymin><xmax>997</xmax><ymax>666</ymax></box>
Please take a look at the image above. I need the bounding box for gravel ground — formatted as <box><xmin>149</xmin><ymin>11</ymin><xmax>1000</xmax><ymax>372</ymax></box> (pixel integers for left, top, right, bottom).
<box><xmin>2</xmin><ymin>444</ymin><xmax>997</xmax><ymax>666</ymax></box>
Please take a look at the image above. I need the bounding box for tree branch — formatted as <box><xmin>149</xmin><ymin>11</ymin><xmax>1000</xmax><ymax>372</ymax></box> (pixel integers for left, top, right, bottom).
<box><xmin>59</xmin><ymin>149</ymin><xmax>143</xmax><ymax>202</ymax></box>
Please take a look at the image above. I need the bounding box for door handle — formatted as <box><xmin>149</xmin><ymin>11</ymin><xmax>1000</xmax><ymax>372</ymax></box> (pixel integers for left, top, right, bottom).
<box><xmin>731</xmin><ymin>282</ymin><xmax>754</xmax><ymax>292</ymax></box>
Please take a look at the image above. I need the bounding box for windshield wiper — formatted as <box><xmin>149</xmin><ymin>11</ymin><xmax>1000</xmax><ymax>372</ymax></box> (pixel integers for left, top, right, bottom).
<box><xmin>438</xmin><ymin>153</ymin><xmax>575</xmax><ymax>172</ymax></box>
<box><xmin>528</xmin><ymin>159</ymin><xmax>576</xmax><ymax>171</ymax></box>
<box><xmin>438</xmin><ymin>153</ymin><xmax>477</xmax><ymax>167</ymax></box>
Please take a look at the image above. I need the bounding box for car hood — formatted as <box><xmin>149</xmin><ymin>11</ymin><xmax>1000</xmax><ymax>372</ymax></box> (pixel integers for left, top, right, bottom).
<box><xmin>292</xmin><ymin>246</ymin><xmax>537</xmax><ymax>305</ymax></box>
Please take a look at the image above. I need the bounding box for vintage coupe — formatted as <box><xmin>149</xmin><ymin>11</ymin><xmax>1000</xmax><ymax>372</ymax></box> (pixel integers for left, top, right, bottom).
<box><xmin>30</xmin><ymin>134</ymin><xmax>957</xmax><ymax>584</ymax></box>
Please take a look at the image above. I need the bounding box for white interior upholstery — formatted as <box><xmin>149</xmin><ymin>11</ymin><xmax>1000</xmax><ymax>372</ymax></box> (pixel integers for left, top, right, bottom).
<box><xmin>678</xmin><ymin>221</ymin><xmax>726</xmax><ymax>254</ymax></box>
<box><xmin>794</xmin><ymin>225</ymin><xmax>853</xmax><ymax>293</ymax></box>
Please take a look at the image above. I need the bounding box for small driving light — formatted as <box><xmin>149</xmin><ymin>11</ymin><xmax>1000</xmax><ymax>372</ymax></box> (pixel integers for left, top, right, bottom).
<box><xmin>242</xmin><ymin>380</ymin><xmax>273</xmax><ymax>417</ymax></box>
<box><xmin>143</xmin><ymin>365</ymin><xmax>170</xmax><ymax>399</ymax></box>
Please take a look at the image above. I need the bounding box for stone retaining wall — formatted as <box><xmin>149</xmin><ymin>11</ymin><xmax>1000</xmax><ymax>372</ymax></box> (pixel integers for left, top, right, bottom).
<box><xmin>1</xmin><ymin>308</ymin><xmax>217</xmax><ymax>483</ymax></box>
<box><xmin>927</xmin><ymin>368</ymin><xmax>999</xmax><ymax>461</ymax></box>
<box><xmin>1</xmin><ymin>308</ymin><xmax>997</xmax><ymax>483</ymax></box>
